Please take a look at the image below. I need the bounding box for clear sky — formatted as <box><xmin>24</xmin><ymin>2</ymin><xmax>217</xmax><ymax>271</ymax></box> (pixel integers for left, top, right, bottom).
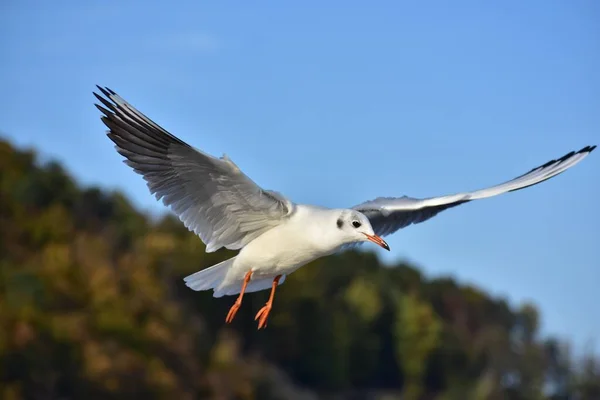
<box><xmin>2</xmin><ymin>1</ymin><xmax>598</xmax><ymax>351</ymax></box>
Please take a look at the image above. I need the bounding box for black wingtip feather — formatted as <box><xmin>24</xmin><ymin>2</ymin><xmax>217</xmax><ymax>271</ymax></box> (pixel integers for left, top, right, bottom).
<box><xmin>557</xmin><ymin>151</ymin><xmax>576</xmax><ymax>164</ymax></box>
<box><xmin>517</xmin><ymin>146</ymin><xmax>595</xmax><ymax>179</ymax></box>
<box><xmin>96</xmin><ymin>86</ymin><xmax>112</xmax><ymax>99</ymax></box>
<box><xmin>577</xmin><ymin>145</ymin><xmax>596</xmax><ymax>154</ymax></box>
<box><xmin>506</xmin><ymin>145</ymin><xmax>595</xmax><ymax>193</ymax></box>
<box><xmin>94</xmin><ymin>103</ymin><xmax>114</xmax><ymax>118</ymax></box>
<box><xmin>93</xmin><ymin>91</ymin><xmax>116</xmax><ymax>110</ymax></box>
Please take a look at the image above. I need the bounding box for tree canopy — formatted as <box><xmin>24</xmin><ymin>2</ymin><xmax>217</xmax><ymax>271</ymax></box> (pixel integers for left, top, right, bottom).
<box><xmin>1</xmin><ymin>137</ymin><xmax>598</xmax><ymax>399</ymax></box>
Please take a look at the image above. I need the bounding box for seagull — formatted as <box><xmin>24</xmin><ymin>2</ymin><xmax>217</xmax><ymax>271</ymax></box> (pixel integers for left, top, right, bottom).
<box><xmin>94</xmin><ymin>86</ymin><xmax>596</xmax><ymax>329</ymax></box>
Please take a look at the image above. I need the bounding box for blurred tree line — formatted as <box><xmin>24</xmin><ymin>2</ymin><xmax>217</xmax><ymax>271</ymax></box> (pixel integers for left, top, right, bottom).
<box><xmin>0</xmin><ymin>137</ymin><xmax>599</xmax><ymax>400</ymax></box>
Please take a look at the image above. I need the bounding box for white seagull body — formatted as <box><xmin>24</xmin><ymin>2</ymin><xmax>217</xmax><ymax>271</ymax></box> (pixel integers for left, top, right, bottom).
<box><xmin>94</xmin><ymin>86</ymin><xmax>595</xmax><ymax>328</ymax></box>
<box><xmin>188</xmin><ymin>205</ymin><xmax>361</xmax><ymax>297</ymax></box>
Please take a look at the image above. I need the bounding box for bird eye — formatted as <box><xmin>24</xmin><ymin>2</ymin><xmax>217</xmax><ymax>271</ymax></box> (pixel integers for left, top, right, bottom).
<box><xmin>352</xmin><ymin>221</ymin><xmax>361</xmax><ymax>228</ymax></box>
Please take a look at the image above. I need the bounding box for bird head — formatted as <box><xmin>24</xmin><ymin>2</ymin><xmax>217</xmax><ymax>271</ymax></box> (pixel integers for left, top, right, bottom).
<box><xmin>335</xmin><ymin>210</ymin><xmax>390</xmax><ymax>251</ymax></box>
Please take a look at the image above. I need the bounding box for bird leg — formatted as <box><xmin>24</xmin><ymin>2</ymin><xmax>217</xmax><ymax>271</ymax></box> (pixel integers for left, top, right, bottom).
<box><xmin>225</xmin><ymin>271</ymin><xmax>252</xmax><ymax>324</ymax></box>
<box><xmin>255</xmin><ymin>275</ymin><xmax>281</xmax><ymax>330</ymax></box>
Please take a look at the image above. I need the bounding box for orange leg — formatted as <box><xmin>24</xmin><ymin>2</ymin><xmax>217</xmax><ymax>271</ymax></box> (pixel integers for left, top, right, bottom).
<box><xmin>225</xmin><ymin>271</ymin><xmax>252</xmax><ymax>324</ymax></box>
<box><xmin>255</xmin><ymin>275</ymin><xmax>281</xmax><ymax>330</ymax></box>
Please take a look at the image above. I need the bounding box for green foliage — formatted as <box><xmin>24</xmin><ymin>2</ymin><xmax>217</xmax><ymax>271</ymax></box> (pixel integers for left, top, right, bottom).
<box><xmin>0</xmin><ymin>137</ymin><xmax>598</xmax><ymax>399</ymax></box>
<box><xmin>395</xmin><ymin>293</ymin><xmax>442</xmax><ymax>400</ymax></box>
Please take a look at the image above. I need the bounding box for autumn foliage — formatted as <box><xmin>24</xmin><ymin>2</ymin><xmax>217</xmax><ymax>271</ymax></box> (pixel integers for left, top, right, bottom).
<box><xmin>0</xmin><ymin>138</ymin><xmax>598</xmax><ymax>399</ymax></box>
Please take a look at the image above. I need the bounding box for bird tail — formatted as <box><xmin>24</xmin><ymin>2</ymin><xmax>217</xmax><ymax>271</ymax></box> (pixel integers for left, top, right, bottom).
<box><xmin>183</xmin><ymin>256</ymin><xmax>236</xmax><ymax>293</ymax></box>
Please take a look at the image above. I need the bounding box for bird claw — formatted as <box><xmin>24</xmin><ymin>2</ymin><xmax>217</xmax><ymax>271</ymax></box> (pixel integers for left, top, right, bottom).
<box><xmin>255</xmin><ymin>303</ymin><xmax>272</xmax><ymax>329</ymax></box>
<box><xmin>225</xmin><ymin>301</ymin><xmax>241</xmax><ymax>324</ymax></box>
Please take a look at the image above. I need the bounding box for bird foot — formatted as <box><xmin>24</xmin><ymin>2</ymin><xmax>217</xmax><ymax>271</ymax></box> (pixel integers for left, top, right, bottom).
<box><xmin>225</xmin><ymin>301</ymin><xmax>241</xmax><ymax>323</ymax></box>
<box><xmin>255</xmin><ymin>303</ymin><xmax>272</xmax><ymax>329</ymax></box>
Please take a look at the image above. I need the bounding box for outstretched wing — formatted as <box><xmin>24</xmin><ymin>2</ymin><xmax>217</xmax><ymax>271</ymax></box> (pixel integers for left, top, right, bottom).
<box><xmin>94</xmin><ymin>86</ymin><xmax>294</xmax><ymax>252</ymax></box>
<box><xmin>353</xmin><ymin>146</ymin><xmax>595</xmax><ymax>237</ymax></box>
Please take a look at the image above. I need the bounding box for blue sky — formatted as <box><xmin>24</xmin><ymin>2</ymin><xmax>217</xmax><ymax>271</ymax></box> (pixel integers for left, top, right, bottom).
<box><xmin>2</xmin><ymin>1</ymin><xmax>598</xmax><ymax>351</ymax></box>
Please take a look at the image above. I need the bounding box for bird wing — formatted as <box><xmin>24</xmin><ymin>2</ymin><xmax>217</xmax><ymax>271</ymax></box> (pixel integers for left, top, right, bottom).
<box><xmin>352</xmin><ymin>146</ymin><xmax>595</xmax><ymax>237</ymax></box>
<box><xmin>94</xmin><ymin>86</ymin><xmax>294</xmax><ymax>252</ymax></box>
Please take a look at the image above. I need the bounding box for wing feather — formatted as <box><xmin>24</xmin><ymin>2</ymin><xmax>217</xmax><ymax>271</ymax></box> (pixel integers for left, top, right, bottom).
<box><xmin>94</xmin><ymin>86</ymin><xmax>294</xmax><ymax>252</ymax></box>
<box><xmin>353</xmin><ymin>146</ymin><xmax>595</xmax><ymax>237</ymax></box>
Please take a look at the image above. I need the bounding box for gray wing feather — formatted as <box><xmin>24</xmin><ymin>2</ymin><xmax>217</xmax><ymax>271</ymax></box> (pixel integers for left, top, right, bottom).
<box><xmin>353</xmin><ymin>146</ymin><xmax>595</xmax><ymax>237</ymax></box>
<box><xmin>94</xmin><ymin>86</ymin><xmax>294</xmax><ymax>252</ymax></box>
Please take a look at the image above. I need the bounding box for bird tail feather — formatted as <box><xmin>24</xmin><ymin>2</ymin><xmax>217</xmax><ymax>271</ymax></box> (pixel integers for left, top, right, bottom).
<box><xmin>183</xmin><ymin>257</ymin><xmax>236</xmax><ymax>293</ymax></box>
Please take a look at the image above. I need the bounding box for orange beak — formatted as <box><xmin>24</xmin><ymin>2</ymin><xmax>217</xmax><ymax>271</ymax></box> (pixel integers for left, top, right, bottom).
<box><xmin>363</xmin><ymin>233</ymin><xmax>390</xmax><ymax>251</ymax></box>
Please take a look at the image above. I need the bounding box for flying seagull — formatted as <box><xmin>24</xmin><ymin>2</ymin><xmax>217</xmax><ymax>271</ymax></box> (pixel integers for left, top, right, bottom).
<box><xmin>94</xmin><ymin>86</ymin><xmax>595</xmax><ymax>329</ymax></box>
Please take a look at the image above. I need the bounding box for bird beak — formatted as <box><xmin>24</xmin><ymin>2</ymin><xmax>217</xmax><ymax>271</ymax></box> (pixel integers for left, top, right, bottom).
<box><xmin>363</xmin><ymin>233</ymin><xmax>390</xmax><ymax>251</ymax></box>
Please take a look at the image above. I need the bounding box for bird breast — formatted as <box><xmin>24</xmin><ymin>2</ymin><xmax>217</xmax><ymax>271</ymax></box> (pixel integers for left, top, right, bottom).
<box><xmin>236</xmin><ymin>206</ymin><xmax>339</xmax><ymax>276</ymax></box>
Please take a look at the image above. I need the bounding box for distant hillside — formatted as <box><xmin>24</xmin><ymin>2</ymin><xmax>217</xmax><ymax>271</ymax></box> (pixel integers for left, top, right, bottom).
<box><xmin>1</xmin><ymin>137</ymin><xmax>598</xmax><ymax>400</ymax></box>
